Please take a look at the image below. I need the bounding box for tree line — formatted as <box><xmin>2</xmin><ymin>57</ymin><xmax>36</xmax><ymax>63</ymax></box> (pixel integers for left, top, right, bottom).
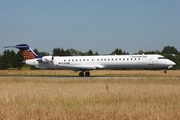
<box><xmin>0</xmin><ymin>46</ymin><xmax>179</xmax><ymax>70</ymax></box>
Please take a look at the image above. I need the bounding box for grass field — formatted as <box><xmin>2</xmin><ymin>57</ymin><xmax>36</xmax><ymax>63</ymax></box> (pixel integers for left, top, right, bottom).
<box><xmin>0</xmin><ymin>70</ymin><xmax>180</xmax><ymax>120</ymax></box>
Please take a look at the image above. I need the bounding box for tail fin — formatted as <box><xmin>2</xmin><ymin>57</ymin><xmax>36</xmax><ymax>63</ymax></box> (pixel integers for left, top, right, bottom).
<box><xmin>4</xmin><ymin>44</ymin><xmax>42</xmax><ymax>60</ymax></box>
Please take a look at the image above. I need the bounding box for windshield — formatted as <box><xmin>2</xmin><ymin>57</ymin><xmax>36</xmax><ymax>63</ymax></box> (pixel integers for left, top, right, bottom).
<box><xmin>158</xmin><ymin>57</ymin><xmax>167</xmax><ymax>59</ymax></box>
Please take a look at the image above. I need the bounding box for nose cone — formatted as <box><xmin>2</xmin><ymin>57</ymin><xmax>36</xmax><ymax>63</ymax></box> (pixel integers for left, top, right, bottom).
<box><xmin>167</xmin><ymin>60</ymin><xmax>176</xmax><ymax>68</ymax></box>
<box><xmin>172</xmin><ymin>61</ymin><xmax>176</xmax><ymax>66</ymax></box>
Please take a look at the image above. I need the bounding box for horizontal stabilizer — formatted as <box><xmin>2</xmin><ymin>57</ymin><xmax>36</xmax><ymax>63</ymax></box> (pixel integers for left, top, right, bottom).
<box><xmin>4</xmin><ymin>44</ymin><xmax>29</xmax><ymax>49</ymax></box>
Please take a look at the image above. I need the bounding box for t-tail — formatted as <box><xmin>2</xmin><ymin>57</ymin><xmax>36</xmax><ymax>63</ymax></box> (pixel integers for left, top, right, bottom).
<box><xmin>4</xmin><ymin>44</ymin><xmax>42</xmax><ymax>60</ymax></box>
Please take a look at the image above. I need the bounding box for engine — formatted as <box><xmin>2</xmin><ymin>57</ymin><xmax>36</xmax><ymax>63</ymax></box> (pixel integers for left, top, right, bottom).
<box><xmin>41</xmin><ymin>56</ymin><xmax>54</xmax><ymax>62</ymax></box>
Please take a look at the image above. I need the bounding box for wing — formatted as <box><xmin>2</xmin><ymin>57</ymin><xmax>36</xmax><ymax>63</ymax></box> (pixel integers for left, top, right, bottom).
<box><xmin>58</xmin><ymin>64</ymin><xmax>104</xmax><ymax>71</ymax></box>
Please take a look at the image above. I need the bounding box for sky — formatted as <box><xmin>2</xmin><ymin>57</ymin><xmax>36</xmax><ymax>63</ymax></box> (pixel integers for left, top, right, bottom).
<box><xmin>0</xmin><ymin>0</ymin><xmax>180</xmax><ymax>55</ymax></box>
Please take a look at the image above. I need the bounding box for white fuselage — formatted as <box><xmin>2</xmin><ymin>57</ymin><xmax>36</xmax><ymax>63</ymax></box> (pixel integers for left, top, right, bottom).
<box><xmin>25</xmin><ymin>54</ymin><xmax>175</xmax><ymax>71</ymax></box>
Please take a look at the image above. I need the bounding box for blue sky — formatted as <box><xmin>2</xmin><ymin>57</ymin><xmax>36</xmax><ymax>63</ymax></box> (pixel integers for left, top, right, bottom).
<box><xmin>1</xmin><ymin>0</ymin><xmax>180</xmax><ymax>54</ymax></box>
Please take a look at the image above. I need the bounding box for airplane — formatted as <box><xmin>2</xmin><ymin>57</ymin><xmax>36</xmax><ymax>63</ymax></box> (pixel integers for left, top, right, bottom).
<box><xmin>4</xmin><ymin>44</ymin><xmax>176</xmax><ymax>76</ymax></box>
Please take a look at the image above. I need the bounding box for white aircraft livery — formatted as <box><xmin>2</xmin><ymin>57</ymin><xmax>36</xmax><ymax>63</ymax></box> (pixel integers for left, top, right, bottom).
<box><xmin>4</xmin><ymin>44</ymin><xmax>176</xmax><ymax>76</ymax></box>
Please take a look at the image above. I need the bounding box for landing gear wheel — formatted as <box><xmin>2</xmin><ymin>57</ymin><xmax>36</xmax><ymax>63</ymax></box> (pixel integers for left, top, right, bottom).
<box><xmin>85</xmin><ymin>71</ymin><xmax>90</xmax><ymax>76</ymax></box>
<box><xmin>164</xmin><ymin>70</ymin><xmax>167</xmax><ymax>74</ymax></box>
<box><xmin>79</xmin><ymin>72</ymin><xmax>84</xmax><ymax>76</ymax></box>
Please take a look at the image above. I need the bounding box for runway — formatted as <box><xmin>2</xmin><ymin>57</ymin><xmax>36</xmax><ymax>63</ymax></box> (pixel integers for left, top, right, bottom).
<box><xmin>1</xmin><ymin>76</ymin><xmax>180</xmax><ymax>80</ymax></box>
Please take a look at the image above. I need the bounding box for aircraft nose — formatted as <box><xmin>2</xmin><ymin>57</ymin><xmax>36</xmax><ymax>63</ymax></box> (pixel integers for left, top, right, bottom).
<box><xmin>171</xmin><ymin>61</ymin><xmax>176</xmax><ymax>66</ymax></box>
<box><xmin>166</xmin><ymin>60</ymin><xmax>176</xmax><ymax>68</ymax></box>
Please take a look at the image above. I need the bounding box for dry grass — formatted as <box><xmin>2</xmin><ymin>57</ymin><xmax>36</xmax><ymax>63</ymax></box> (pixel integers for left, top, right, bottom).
<box><xmin>0</xmin><ymin>75</ymin><xmax>180</xmax><ymax>120</ymax></box>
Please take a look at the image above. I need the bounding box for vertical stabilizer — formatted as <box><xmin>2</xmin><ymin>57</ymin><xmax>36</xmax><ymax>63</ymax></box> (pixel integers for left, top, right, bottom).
<box><xmin>4</xmin><ymin>44</ymin><xmax>42</xmax><ymax>60</ymax></box>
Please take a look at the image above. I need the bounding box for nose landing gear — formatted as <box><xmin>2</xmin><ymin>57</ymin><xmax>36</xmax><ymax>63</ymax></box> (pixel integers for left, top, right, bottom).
<box><xmin>164</xmin><ymin>70</ymin><xmax>167</xmax><ymax>74</ymax></box>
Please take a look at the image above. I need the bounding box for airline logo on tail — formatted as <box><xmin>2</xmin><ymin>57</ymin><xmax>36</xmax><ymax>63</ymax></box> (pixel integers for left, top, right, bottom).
<box><xmin>4</xmin><ymin>44</ymin><xmax>42</xmax><ymax>60</ymax></box>
<box><xmin>20</xmin><ymin>49</ymin><xmax>35</xmax><ymax>60</ymax></box>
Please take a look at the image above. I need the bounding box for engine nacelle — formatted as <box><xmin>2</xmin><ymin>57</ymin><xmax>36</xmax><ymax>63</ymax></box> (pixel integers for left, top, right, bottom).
<box><xmin>41</xmin><ymin>56</ymin><xmax>54</xmax><ymax>62</ymax></box>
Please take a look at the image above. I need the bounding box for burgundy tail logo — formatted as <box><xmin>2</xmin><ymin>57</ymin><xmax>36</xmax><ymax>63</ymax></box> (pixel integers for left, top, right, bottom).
<box><xmin>20</xmin><ymin>50</ymin><xmax>35</xmax><ymax>60</ymax></box>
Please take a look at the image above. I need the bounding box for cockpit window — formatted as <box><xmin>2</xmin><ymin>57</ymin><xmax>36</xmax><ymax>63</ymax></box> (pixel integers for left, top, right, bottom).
<box><xmin>158</xmin><ymin>57</ymin><xmax>167</xmax><ymax>59</ymax></box>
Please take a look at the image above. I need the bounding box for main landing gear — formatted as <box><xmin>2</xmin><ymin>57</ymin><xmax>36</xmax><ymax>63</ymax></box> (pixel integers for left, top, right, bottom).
<box><xmin>79</xmin><ymin>71</ymin><xmax>90</xmax><ymax>77</ymax></box>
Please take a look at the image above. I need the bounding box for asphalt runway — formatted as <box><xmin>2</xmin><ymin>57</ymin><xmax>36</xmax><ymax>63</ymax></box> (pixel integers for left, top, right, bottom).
<box><xmin>1</xmin><ymin>76</ymin><xmax>180</xmax><ymax>80</ymax></box>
